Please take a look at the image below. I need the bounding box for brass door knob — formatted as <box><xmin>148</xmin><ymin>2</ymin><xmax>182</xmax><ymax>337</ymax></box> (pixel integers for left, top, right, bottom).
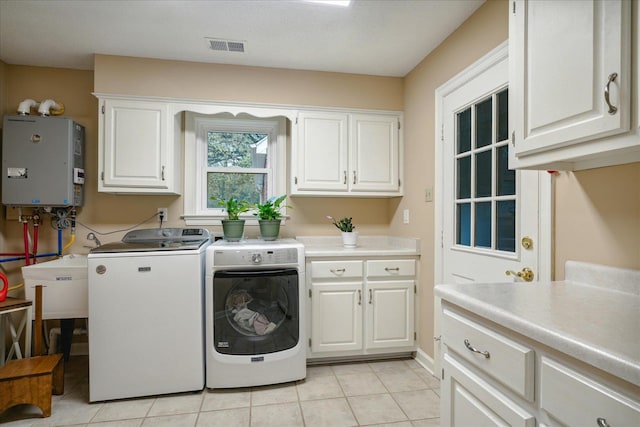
<box><xmin>521</xmin><ymin>236</ymin><xmax>533</xmax><ymax>249</ymax></box>
<box><xmin>506</xmin><ymin>267</ymin><xmax>535</xmax><ymax>282</ymax></box>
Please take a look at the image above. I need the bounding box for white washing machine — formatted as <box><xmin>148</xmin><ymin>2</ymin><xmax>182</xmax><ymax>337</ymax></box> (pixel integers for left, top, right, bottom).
<box><xmin>88</xmin><ymin>228</ymin><xmax>211</xmax><ymax>402</ymax></box>
<box><xmin>205</xmin><ymin>238</ymin><xmax>306</xmax><ymax>388</ymax></box>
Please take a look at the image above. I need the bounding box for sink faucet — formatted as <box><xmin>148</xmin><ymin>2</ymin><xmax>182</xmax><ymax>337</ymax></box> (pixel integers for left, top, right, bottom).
<box><xmin>86</xmin><ymin>232</ymin><xmax>102</xmax><ymax>247</ymax></box>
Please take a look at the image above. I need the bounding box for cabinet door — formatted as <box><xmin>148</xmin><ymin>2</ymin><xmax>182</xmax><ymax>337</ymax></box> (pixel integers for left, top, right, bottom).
<box><xmin>101</xmin><ymin>99</ymin><xmax>172</xmax><ymax>191</ymax></box>
<box><xmin>365</xmin><ymin>280</ymin><xmax>414</xmax><ymax>350</ymax></box>
<box><xmin>310</xmin><ymin>282</ymin><xmax>362</xmax><ymax>354</ymax></box>
<box><xmin>295</xmin><ymin>112</ymin><xmax>348</xmax><ymax>191</ymax></box>
<box><xmin>510</xmin><ymin>0</ymin><xmax>631</xmax><ymax>163</ymax></box>
<box><xmin>441</xmin><ymin>353</ymin><xmax>535</xmax><ymax>427</ymax></box>
<box><xmin>350</xmin><ymin>114</ymin><xmax>400</xmax><ymax>192</ymax></box>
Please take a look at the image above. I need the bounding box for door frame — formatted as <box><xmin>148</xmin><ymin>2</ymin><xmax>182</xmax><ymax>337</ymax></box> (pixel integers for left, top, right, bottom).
<box><xmin>432</xmin><ymin>41</ymin><xmax>554</xmax><ymax>372</ymax></box>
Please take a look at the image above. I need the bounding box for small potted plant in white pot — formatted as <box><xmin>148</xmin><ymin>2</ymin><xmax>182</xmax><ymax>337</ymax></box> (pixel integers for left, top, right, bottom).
<box><xmin>217</xmin><ymin>197</ymin><xmax>251</xmax><ymax>241</ymax></box>
<box><xmin>254</xmin><ymin>195</ymin><xmax>290</xmax><ymax>241</ymax></box>
<box><xmin>327</xmin><ymin>216</ymin><xmax>358</xmax><ymax>248</ymax></box>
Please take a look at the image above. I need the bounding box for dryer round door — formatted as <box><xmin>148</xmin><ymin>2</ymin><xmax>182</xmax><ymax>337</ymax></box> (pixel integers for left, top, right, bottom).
<box><xmin>213</xmin><ymin>268</ymin><xmax>300</xmax><ymax>355</ymax></box>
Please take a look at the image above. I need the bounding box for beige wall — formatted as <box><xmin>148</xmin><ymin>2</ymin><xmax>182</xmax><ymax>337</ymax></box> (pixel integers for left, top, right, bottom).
<box><xmin>399</xmin><ymin>0</ymin><xmax>640</xmax><ymax>357</ymax></box>
<box><xmin>0</xmin><ymin>60</ymin><xmax>7</xmax><ymax>116</ymax></box>
<box><xmin>2</xmin><ymin>1</ymin><xmax>639</xmax><ymax>362</ymax></box>
<box><xmin>554</xmin><ymin>163</ymin><xmax>640</xmax><ymax>279</ymax></box>
<box><xmin>93</xmin><ymin>55</ymin><xmax>405</xmax><ymax>240</ymax></box>
<box><xmin>397</xmin><ymin>0</ymin><xmax>509</xmax><ymax>357</ymax></box>
<box><xmin>0</xmin><ymin>65</ymin><xmax>96</xmax><ymax>287</ymax></box>
<box><xmin>0</xmin><ymin>57</ymin><xmax>404</xmax><ymax>295</ymax></box>
<box><xmin>94</xmin><ymin>55</ymin><xmax>404</xmax><ymax>111</ymax></box>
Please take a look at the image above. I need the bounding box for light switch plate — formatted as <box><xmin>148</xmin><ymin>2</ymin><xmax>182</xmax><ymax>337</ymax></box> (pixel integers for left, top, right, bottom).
<box><xmin>425</xmin><ymin>187</ymin><xmax>433</xmax><ymax>202</ymax></box>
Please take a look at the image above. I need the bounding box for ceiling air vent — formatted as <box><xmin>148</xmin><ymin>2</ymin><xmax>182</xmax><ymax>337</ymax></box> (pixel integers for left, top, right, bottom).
<box><xmin>206</xmin><ymin>38</ymin><xmax>246</xmax><ymax>53</ymax></box>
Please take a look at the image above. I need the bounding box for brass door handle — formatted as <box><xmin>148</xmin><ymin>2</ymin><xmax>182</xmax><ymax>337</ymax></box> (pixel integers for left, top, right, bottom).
<box><xmin>506</xmin><ymin>267</ymin><xmax>535</xmax><ymax>282</ymax></box>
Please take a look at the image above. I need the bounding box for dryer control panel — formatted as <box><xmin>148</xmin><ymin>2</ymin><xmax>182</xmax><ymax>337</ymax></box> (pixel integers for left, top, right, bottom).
<box><xmin>213</xmin><ymin>247</ymin><xmax>299</xmax><ymax>266</ymax></box>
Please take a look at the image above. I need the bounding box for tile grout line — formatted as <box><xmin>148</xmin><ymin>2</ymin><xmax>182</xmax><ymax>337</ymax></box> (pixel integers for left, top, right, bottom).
<box><xmin>330</xmin><ymin>367</ymin><xmax>360</xmax><ymax>426</ymax></box>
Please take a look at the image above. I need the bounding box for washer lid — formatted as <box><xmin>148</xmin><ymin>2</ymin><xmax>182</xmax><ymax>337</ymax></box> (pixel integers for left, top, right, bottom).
<box><xmin>90</xmin><ymin>228</ymin><xmax>211</xmax><ymax>253</ymax></box>
<box><xmin>122</xmin><ymin>227</ymin><xmax>210</xmax><ymax>243</ymax></box>
<box><xmin>90</xmin><ymin>240</ymin><xmax>207</xmax><ymax>253</ymax></box>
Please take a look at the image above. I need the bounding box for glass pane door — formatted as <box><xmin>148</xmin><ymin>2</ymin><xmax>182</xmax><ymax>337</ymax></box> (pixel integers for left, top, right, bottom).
<box><xmin>455</xmin><ymin>88</ymin><xmax>516</xmax><ymax>253</ymax></box>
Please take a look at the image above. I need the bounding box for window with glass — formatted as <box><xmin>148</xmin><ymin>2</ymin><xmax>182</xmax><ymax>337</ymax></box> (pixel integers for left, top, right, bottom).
<box><xmin>183</xmin><ymin>114</ymin><xmax>286</xmax><ymax>224</ymax></box>
<box><xmin>455</xmin><ymin>88</ymin><xmax>516</xmax><ymax>253</ymax></box>
<box><xmin>206</xmin><ymin>130</ymin><xmax>270</xmax><ymax>208</ymax></box>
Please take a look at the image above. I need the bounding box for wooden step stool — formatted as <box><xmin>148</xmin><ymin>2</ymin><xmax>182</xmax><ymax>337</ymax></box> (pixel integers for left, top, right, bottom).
<box><xmin>0</xmin><ymin>354</ymin><xmax>64</xmax><ymax>417</ymax></box>
<box><xmin>0</xmin><ymin>285</ymin><xmax>64</xmax><ymax>418</ymax></box>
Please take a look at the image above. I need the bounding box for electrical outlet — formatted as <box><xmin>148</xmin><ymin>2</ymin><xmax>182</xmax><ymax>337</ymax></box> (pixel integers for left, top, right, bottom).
<box><xmin>403</xmin><ymin>209</ymin><xmax>410</xmax><ymax>224</ymax></box>
<box><xmin>5</xmin><ymin>206</ymin><xmax>21</xmax><ymax>221</ymax></box>
<box><xmin>157</xmin><ymin>207</ymin><xmax>168</xmax><ymax>223</ymax></box>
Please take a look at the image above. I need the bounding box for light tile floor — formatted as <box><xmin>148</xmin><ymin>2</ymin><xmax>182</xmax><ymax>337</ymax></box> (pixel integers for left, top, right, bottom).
<box><xmin>0</xmin><ymin>356</ymin><xmax>441</xmax><ymax>427</ymax></box>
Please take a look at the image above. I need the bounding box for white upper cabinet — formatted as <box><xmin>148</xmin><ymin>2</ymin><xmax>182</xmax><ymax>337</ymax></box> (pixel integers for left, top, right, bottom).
<box><xmin>97</xmin><ymin>97</ymin><xmax>181</xmax><ymax>194</ymax></box>
<box><xmin>350</xmin><ymin>114</ymin><xmax>400</xmax><ymax>193</ymax></box>
<box><xmin>292</xmin><ymin>111</ymin><xmax>402</xmax><ymax>196</ymax></box>
<box><xmin>509</xmin><ymin>0</ymin><xmax>640</xmax><ymax>170</ymax></box>
<box><xmin>295</xmin><ymin>112</ymin><xmax>349</xmax><ymax>192</ymax></box>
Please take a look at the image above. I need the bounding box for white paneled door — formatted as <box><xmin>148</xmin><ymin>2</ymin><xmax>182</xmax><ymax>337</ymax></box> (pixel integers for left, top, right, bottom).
<box><xmin>434</xmin><ymin>42</ymin><xmax>552</xmax><ymax>373</ymax></box>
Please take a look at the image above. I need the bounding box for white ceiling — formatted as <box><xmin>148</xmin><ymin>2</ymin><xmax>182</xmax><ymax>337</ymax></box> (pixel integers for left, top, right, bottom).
<box><xmin>0</xmin><ymin>0</ymin><xmax>484</xmax><ymax>77</ymax></box>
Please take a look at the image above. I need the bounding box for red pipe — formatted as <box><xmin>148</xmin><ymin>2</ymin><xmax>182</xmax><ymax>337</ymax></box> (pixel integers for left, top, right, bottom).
<box><xmin>23</xmin><ymin>221</ymin><xmax>30</xmax><ymax>266</ymax></box>
<box><xmin>0</xmin><ymin>252</ymin><xmax>27</xmax><ymax>256</ymax></box>
<box><xmin>32</xmin><ymin>218</ymin><xmax>39</xmax><ymax>265</ymax></box>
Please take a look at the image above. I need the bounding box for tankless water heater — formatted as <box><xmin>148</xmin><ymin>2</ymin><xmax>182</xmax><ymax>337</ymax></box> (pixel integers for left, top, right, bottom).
<box><xmin>2</xmin><ymin>115</ymin><xmax>85</xmax><ymax>206</ymax></box>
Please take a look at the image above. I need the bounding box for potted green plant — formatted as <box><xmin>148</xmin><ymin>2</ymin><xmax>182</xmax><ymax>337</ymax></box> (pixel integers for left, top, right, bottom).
<box><xmin>217</xmin><ymin>197</ymin><xmax>251</xmax><ymax>241</ymax></box>
<box><xmin>254</xmin><ymin>195</ymin><xmax>290</xmax><ymax>241</ymax></box>
<box><xmin>327</xmin><ymin>215</ymin><xmax>358</xmax><ymax>248</ymax></box>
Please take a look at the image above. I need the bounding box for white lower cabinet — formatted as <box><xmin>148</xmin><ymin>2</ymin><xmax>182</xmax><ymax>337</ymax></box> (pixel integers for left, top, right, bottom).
<box><xmin>311</xmin><ymin>281</ymin><xmax>363</xmax><ymax>354</ymax></box>
<box><xmin>440</xmin><ymin>302</ymin><xmax>640</xmax><ymax>427</ymax></box>
<box><xmin>308</xmin><ymin>258</ymin><xmax>416</xmax><ymax>358</ymax></box>
<box><xmin>442</xmin><ymin>353</ymin><xmax>535</xmax><ymax>427</ymax></box>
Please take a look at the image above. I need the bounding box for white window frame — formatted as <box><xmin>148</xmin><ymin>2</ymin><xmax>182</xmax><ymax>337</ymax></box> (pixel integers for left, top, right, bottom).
<box><xmin>184</xmin><ymin>112</ymin><xmax>287</xmax><ymax>225</ymax></box>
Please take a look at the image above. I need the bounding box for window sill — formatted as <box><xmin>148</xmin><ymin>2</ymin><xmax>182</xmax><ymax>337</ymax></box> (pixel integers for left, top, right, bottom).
<box><xmin>182</xmin><ymin>215</ymin><xmax>288</xmax><ymax>227</ymax></box>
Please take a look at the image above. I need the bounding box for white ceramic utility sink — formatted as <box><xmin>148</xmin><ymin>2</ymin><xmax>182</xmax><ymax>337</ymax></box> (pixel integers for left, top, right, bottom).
<box><xmin>21</xmin><ymin>254</ymin><xmax>88</xmax><ymax>319</ymax></box>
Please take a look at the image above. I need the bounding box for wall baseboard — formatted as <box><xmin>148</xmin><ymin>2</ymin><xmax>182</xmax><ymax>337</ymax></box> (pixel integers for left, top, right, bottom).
<box><xmin>414</xmin><ymin>348</ymin><xmax>435</xmax><ymax>376</ymax></box>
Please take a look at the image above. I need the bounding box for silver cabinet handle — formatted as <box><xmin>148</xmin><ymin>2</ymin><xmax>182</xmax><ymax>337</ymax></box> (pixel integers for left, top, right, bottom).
<box><xmin>604</xmin><ymin>72</ymin><xmax>618</xmax><ymax>115</ymax></box>
<box><xmin>343</xmin><ymin>170</ymin><xmax>347</xmax><ymax>184</ymax></box>
<box><xmin>597</xmin><ymin>418</ymin><xmax>610</xmax><ymax>427</ymax></box>
<box><xmin>384</xmin><ymin>267</ymin><xmax>400</xmax><ymax>273</ymax></box>
<box><xmin>330</xmin><ymin>268</ymin><xmax>346</xmax><ymax>274</ymax></box>
<box><xmin>357</xmin><ymin>289</ymin><xmax>362</xmax><ymax>305</ymax></box>
<box><xmin>353</xmin><ymin>170</ymin><xmax>357</xmax><ymax>184</ymax></box>
<box><xmin>368</xmin><ymin>289</ymin><xmax>373</xmax><ymax>304</ymax></box>
<box><xmin>161</xmin><ymin>165</ymin><xmax>166</xmax><ymax>181</ymax></box>
<box><xmin>464</xmin><ymin>339</ymin><xmax>490</xmax><ymax>359</ymax></box>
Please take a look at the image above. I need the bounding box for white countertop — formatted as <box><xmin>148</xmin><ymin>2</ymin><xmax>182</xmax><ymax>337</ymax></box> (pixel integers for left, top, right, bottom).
<box><xmin>296</xmin><ymin>235</ymin><xmax>420</xmax><ymax>257</ymax></box>
<box><xmin>435</xmin><ymin>261</ymin><xmax>640</xmax><ymax>387</ymax></box>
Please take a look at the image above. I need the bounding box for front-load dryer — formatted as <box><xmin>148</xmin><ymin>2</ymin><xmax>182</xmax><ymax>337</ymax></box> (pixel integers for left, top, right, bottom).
<box><xmin>205</xmin><ymin>238</ymin><xmax>305</xmax><ymax>388</ymax></box>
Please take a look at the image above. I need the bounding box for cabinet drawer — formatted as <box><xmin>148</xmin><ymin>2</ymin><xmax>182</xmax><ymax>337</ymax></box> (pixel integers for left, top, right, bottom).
<box><xmin>366</xmin><ymin>260</ymin><xmax>415</xmax><ymax>278</ymax></box>
<box><xmin>442</xmin><ymin>353</ymin><xmax>535</xmax><ymax>427</ymax></box>
<box><xmin>442</xmin><ymin>307</ymin><xmax>535</xmax><ymax>401</ymax></box>
<box><xmin>310</xmin><ymin>260</ymin><xmax>363</xmax><ymax>279</ymax></box>
<box><xmin>540</xmin><ymin>357</ymin><xmax>640</xmax><ymax>427</ymax></box>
